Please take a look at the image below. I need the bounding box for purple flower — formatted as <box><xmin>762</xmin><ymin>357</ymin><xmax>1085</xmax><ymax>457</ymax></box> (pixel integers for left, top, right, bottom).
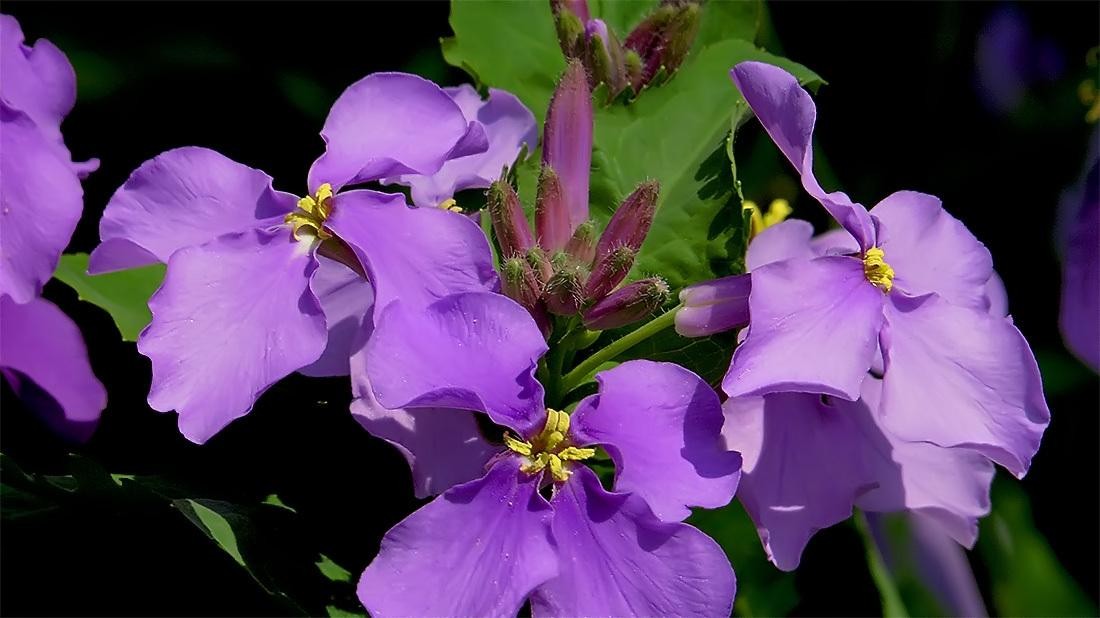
<box><xmin>1056</xmin><ymin>133</ymin><xmax>1098</xmax><ymax>371</ymax></box>
<box><xmin>353</xmin><ymin>291</ymin><xmax>740</xmax><ymax>614</ymax></box>
<box><xmin>974</xmin><ymin>5</ymin><xmax>1065</xmax><ymax>116</ymax></box>
<box><xmin>0</xmin><ymin>15</ymin><xmax>105</xmax><ymax>441</ymax></box>
<box><xmin>724</xmin><ymin>61</ymin><xmax>1049</xmax><ymax>479</ymax></box>
<box><xmin>383</xmin><ymin>85</ymin><xmax>537</xmax><ymax>209</ymax></box>
<box><xmin>88</xmin><ymin>73</ymin><xmax>502</xmax><ymax>443</ymax></box>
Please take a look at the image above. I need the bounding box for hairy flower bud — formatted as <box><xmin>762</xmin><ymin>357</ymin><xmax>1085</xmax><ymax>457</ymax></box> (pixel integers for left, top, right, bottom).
<box><xmin>595</xmin><ymin>180</ymin><xmax>659</xmax><ymax>261</ymax></box>
<box><xmin>487</xmin><ymin>179</ymin><xmax>533</xmax><ymax>259</ymax></box>
<box><xmin>585</xmin><ymin>245</ymin><xmax>636</xmax><ymax>301</ymax></box>
<box><xmin>535</xmin><ymin>166</ymin><xmax>571</xmax><ymax>252</ymax></box>
<box><xmin>624</xmin><ymin>0</ymin><xmax>702</xmax><ymax>91</ymax></box>
<box><xmin>542</xmin><ymin>60</ymin><xmax>593</xmax><ymax>241</ymax></box>
<box><xmin>565</xmin><ymin>220</ymin><xmax>598</xmax><ymax>265</ymax></box>
<box><xmin>584</xmin><ymin>19</ymin><xmax>630</xmax><ymax>98</ymax></box>
<box><xmin>526</xmin><ymin>246</ymin><xmax>554</xmax><ymax>283</ymax></box>
<box><xmin>582</xmin><ymin>277</ymin><xmax>670</xmax><ymax>330</ymax></box>
<box><xmin>545</xmin><ymin>263</ymin><xmax>588</xmax><ymax>315</ymax></box>
<box><xmin>502</xmin><ymin>256</ymin><xmax>544</xmax><ymax>309</ymax></box>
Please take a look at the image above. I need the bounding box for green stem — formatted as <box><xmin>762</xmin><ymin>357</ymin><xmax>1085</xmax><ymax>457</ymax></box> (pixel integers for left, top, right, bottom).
<box><xmin>558</xmin><ymin>305</ymin><xmax>680</xmax><ymax>396</ymax></box>
<box><xmin>855</xmin><ymin>511</ymin><xmax>910</xmax><ymax>618</ymax></box>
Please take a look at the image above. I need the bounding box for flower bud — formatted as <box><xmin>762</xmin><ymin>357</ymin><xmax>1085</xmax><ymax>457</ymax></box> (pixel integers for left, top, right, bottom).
<box><xmin>535</xmin><ymin>166</ymin><xmax>571</xmax><ymax>252</ymax></box>
<box><xmin>487</xmin><ymin>179</ymin><xmax>533</xmax><ymax>259</ymax></box>
<box><xmin>624</xmin><ymin>0</ymin><xmax>702</xmax><ymax>91</ymax></box>
<box><xmin>585</xmin><ymin>245</ymin><xmax>636</xmax><ymax>301</ymax></box>
<box><xmin>595</xmin><ymin>180</ymin><xmax>659</xmax><ymax>262</ymax></box>
<box><xmin>565</xmin><ymin>220</ymin><xmax>598</xmax><ymax>265</ymax></box>
<box><xmin>526</xmin><ymin>246</ymin><xmax>554</xmax><ymax>283</ymax></box>
<box><xmin>545</xmin><ymin>263</ymin><xmax>587</xmax><ymax>315</ymax></box>
<box><xmin>584</xmin><ymin>19</ymin><xmax>630</xmax><ymax>98</ymax></box>
<box><xmin>674</xmin><ymin>274</ymin><xmax>751</xmax><ymax>337</ymax></box>
<box><xmin>552</xmin><ymin>5</ymin><xmax>586</xmax><ymax>59</ymax></box>
<box><xmin>542</xmin><ymin>60</ymin><xmax>593</xmax><ymax>241</ymax></box>
<box><xmin>582</xmin><ymin>277</ymin><xmax>670</xmax><ymax>330</ymax></box>
<box><xmin>550</xmin><ymin>0</ymin><xmax>590</xmax><ymax>22</ymax></box>
<box><xmin>502</xmin><ymin>256</ymin><xmax>544</xmax><ymax>309</ymax></box>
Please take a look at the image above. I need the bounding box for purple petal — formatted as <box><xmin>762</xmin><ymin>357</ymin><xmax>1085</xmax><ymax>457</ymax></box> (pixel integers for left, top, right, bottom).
<box><xmin>0</xmin><ymin>15</ymin><xmax>75</xmax><ymax>142</ymax></box>
<box><xmin>810</xmin><ymin>227</ymin><xmax>861</xmax><ymax>256</ymax></box>
<box><xmin>731</xmin><ymin>62</ymin><xmax>876</xmax><ymax>249</ymax></box>
<box><xmin>0</xmin><ymin>104</ymin><xmax>83</xmax><ymax>303</ymax></box>
<box><xmin>984</xmin><ymin>271</ymin><xmax>1010</xmax><ymax>318</ymax></box>
<box><xmin>853</xmin><ymin>377</ymin><xmax>994</xmax><ymax>547</ymax></box>
<box><xmin>308</xmin><ymin>72</ymin><xmax>488</xmax><ymax>191</ymax></box>
<box><xmin>89</xmin><ymin>147</ymin><xmax>296</xmax><ymax>274</ymax></box>
<box><xmin>571</xmin><ymin>361</ymin><xmax>741</xmax><ymax>521</ymax></box>
<box><xmin>357</xmin><ymin>457</ymin><xmax>556</xmax><ymax>618</ymax></box>
<box><xmin>722</xmin><ymin>392</ymin><xmax>877</xmax><ymax>571</ymax></box>
<box><xmin>296</xmin><ymin>256</ymin><xmax>373</xmax><ymax>378</ymax></box>
<box><xmin>323</xmin><ymin>189</ymin><xmax>499</xmax><ymax>313</ymax></box>
<box><xmin>349</xmin><ymin>320</ymin><xmax>494</xmax><ymax>498</ymax></box>
<box><xmin>542</xmin><ymin>60</ymin><xmax>593</xmax><ymax>234</ymax></box>
<box><xmin>386</xmin><ymin>86</ymin><xmax>537</xmax><ymax>208</ymax></box>
<box><xmin>0</xmin><ymin>295</ymin><xmax>105</xmax><ymax>442</ymax></box>
<box><xmin>907</xmin><ymin>512</ymin><xmax>990</xmax><ymax>617</ymax></box>
<box><xmin>879</xmin><ymin>293</ymin><xmax>1050</xmax><ymax>478</ymax></box>
<box><xmin>675</xmin><ymin>274</ymin><xmax>752</xmax><ymax>337</ymax></box>
<box><xmin>530</xmin><ymin>466</ymin><xmax>735</xmax><ymax>617</ymax></box>
<box><xmin>1059</xmin><ymin>157</ymin><xmax>1099</xmax><ymax>370</ymax></box>
<box><xmin>870</xmin><ymin>191</ymin><xmax>993</xmax><ymax>310</ymax></box>
<box><xmin>138</xmin><ymin>228</ymin><xmax>326</xmax><ymax>444</ymax></box>
<box><xmin>365</xmin><ymin>292</ymin><xmax>547</xmax><ymax>436</ymax></box>
<box><xmin>724</xmin><ymin>256</ymin><xmax>884</xmax><ymax>400</ymax></box>
<box><xmin>745</xmin><ymin>219</ymin><xmax>817</xmax><ymax>270</ymax></box>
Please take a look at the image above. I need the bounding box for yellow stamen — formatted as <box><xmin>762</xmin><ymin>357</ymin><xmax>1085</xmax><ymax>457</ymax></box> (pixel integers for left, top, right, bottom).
<box><xmin>746</xmin><ymin>199</ymin><xmax>793</xmax><ymax>238</ymax></box>
<box><xmin>1079</xmin><ymin>79</ymin><xmax>1100</xmax><ymax>124</ymax></box>
<box><xmin>285</xmin><ymin>183</ymin><xmax>334</xmax><ymax>241</ymax></box>
<box><xmin>504</xmin><ymin>408</ymin><xmax>596</xmax><ymax>482</ymax></box>
<box><xmin>439</xmin><ymin>198</ymin><xmax>463</xmax><ymax>213</ymax></box>
<box><xmin>862</xmin><ymin>247</ymin><xmax>895</xmax><ymax>293</ymax></box>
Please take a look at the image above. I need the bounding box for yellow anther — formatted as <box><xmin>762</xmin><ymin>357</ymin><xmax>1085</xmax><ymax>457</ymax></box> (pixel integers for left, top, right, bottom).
<box><xmin>285</xmin><ymin>183</ymin><xmax>335</xmax><ymax>241</ymax></box>
<box><xmin>439</xmin><ymin>198</ymin><xmax>463</xmax><ymax>212</ymax></box>
<box><xmin>862</xmin><ymin>247</ymin><xmax>895</xmax><ymax>293</ymax></box>
<box><xmin>746</xmin><ymin>199</ymin><xmax>793</xmax><ymax>239</ymax></box>
<box><xmin>506</xmin><ymin>408</ymin><xmax>594</xmax><ymax>482</ymax></box>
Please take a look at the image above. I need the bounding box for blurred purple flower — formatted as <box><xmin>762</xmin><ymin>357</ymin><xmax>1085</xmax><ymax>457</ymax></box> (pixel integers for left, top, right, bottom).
<box><xmin>88</xmin><ymin>73</ymin><xmax>502</xmax><ymax>443</ymax></box>
<box><xmin>353</xmin><ymin>291</ymin><xmax>740</xmax><ymax>615</ymax></box>
<box><xmin>0</xmin><ymin>14</ymin><xmax>105</xmax><ymax>441</ymax></box>
<box><xmin>1056</xmin><ymin>132</ymin><xmax>1099</xmax><ymax>371</ymax></box>
<box><xmin>975</xmin><ymin>4</ymin><xmax>1065</xmax><ymax>116</ymax></box>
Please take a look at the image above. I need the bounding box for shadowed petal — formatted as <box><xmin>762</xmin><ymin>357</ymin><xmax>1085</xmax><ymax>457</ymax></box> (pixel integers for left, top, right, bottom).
<box><xmin>358</xmin><ymin>458</ymin><xmax>557</xmax><ymax>618</ymax></box>
<box><xmin>89</xmin><ymin>147</ymin><xmax>297</xmax><ymax>273</ymax></box>
<box><xmin>0</xmin><ymin>296</ymin><xmax>105</xmax><ymax>442</ymax></box>
<box><xmin>138</xmin><ymin>228</ymin><xmax>326</xmax><ymax>444</ymax></box>
<box><xmin>366</xmin><ymin>292</ymin><xmax>547</xmax><ymax>435</ymax></box>
<box><xmin>308</xmin><ymin>72</ymin><xmax>487</xmax><ymax>191</ymax></box>
<box><xmin>0</xmin><ymin>15</ymin><xmax>75</xmax><ymax>142</ymax></box>
<box><xmin>531</xmin><ymin>466</ymin><xmax>735</xmax><ymax>617</ymax></box>
<box><xmin>571</xmin><ymin>361</ymin><xmax>741</xmax><ymax>521</ymax></box>
<box><xmin>297</xmin><ymin>256</ymin><xmax>374</xmax><ymax>377</ymax></box>
<box><xmin>745</xmin><ymin>219</ymin><xmax>817</xmax><ymax>270</ymax></box>
<box><xmin>1058</xmin><ymin>157</ymin><xmax>1099</xmax><ymax>370</ymax></box>
<box><xmin>879</xmin><ymin>293</ymin><xmax>1049</xmax><ymax>478</ymax></box>
<box><xmin>676</xmin><ymin>274</ymin><xmax>751</xmax><ymax>337</ymax></box>
<box><xmin>724</xmin><ymin>256</ymin><xmax>884</xmax><ymax>400</ymax></box>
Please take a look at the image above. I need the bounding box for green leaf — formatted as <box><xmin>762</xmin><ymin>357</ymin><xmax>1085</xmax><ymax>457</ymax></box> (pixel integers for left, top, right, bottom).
<box><xmin>978</xmin><ymin>477</ymin><xmax>1097</xmax><ymax>617</ymax></box>
<box><xmin>52</xmin><ymin>253</ymin><xmax>164</xmax><ymax>341</ymax></box>
<box><xmin>588</xmin><ymin>0</ymin><xmax>654</xmax><ymax>34</ymax></box>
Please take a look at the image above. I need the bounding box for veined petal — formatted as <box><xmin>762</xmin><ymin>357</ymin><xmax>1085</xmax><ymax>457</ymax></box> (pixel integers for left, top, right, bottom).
<box><xmin>365</xmin><ymin>292</ymin><xmax>547</xmax><ymax>436</ymax></box>
<box><xmin>730</xmin><ymin>62</ymin><xmax>876</xmax><ymax>250</ymax></box>
<box><xmin>297</xmin><ymin>256</ymin><xmax>374</xmax><ymax>377</ymax></box>
<box><xmin>722</xmin><ymin>392</ymin><xmax>877</xmax><ymax>571</ymax></box>
<box><xmin>0</xmin><ymin>104</ymin><xmax>83</xmax><ymax>303</ymax></box>
<box><xmin>879</xmin><ymin>293</ymin><xmax>1049</xmax><ymax>478</ymax></box>
<box><xmin>138</xmin><ymin>228</ymin><xmax>326</xmax><ymax>444</ymax></box>
<box><xmin>871</xmin><ymin>191</ymin><xmax>993</xmax><ymax>309</ymax></box>
<box><xmin>724</xmin><ymin>256</ymin><xmax>884</xmax><ymax>400</ymax></box>
<box><xmin>745</xmin><ymin>219</ymin><xmax>818</xmax><ymax>270</ymax></box>
<box><xmin>571</xmin><ymin>361</ymin><xmax>741</xmax><ymax>522</ymax></box>
<box><xmin>323</xmin><ymin>189</ymin><xmax>498</xmax><ymax>313</ymax></box>
<box><xmin>89</xmin><ymin>147</ymin><xmax>296</xmax><ymax>274</ymax></box>
<box><xmin>530</xmin><ymin>466</ymin><xmax>735</xmax><ymax>618</ymax></box>
<box><xmin>358</xmin><ymin>458</ymin><xmax>556</xmax><ymax>618</ymax></box>
<box><xmin>0</xmin><ymin>295</ymin><xmax>105</xmax><ymax>442</ymax></box>
<box><xmin>386</xmin><ymin>86</ymin><xmax>537</xmax><ymax>208</ymax></box>
<box><xmin>0</xmin><ymin>14</ymin><xmax>75</xmax><ymax>142</ymax></box>
<box><xmin>308</xmin><ymin>72</ymin><xmax>487</xmax><ymax>191</ymax></box>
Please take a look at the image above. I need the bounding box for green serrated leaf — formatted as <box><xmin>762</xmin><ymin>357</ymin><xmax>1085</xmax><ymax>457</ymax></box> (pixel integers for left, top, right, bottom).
<box><xmin>52</xmin><ymin>253</ymin><xmax>164</xmax><ymax>341</ymax></box>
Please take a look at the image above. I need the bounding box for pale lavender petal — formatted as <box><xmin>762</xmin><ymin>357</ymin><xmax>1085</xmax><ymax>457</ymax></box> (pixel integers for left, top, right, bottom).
<box><xmin>323</xmin><ymin>189</ymin><xmax>499</xmax><ymax>313</ymax></box>
<box><xmin>730</xmin><ymin>62</ymin><xmax>876</xmax><ymax>249</ymax></box>
<box><xmin>745</xmin><ymin>219</ymin><xmax>817</xmax><ymax>270</ymax></box>
<box><xmin>138</xmin><ymin>228</ymin><xmax>326</xmax><ymax>444</ymax></box>
<box><xmin>308</xmin><ymin>72</ymin><xmax>488</xmax><ymax>191</ymax></box>
<box><xmin>0</xmin><ymin>14</ymin><xmax>75</xmax><ymax>142</ymax></box>
<box><xmin>542</xmin><ymin>60</ymin><xmax>592</xmax><ymax>233</ymax></box>
<box><xmin>810</xmin><ymin>227</ymin><xmax>860</xmax><ymax>256</ymax></box>
<box><xmin>870</xmin><ymin>191</ymin><xmax>993</xmax><ymax>309</ymax></box>
<box><xmin>358</xmin><ymin>458</ymin><xmax>556</xmax><ymax>618</ymax></box>
<box><xmin>722</xmin><ymin>392</ymin><xmax>877</xmax><ymax>571</ymax></box>
<box><xmin>675</xmin><ymin>274</ymin><xmax>751</xmax><ymax>337</ymax></box>
<box><xmin>387</xmin><ymin>86</ymin><xmax>537</xmax><ymax>208</ymax></box>
<box><xmin>365</xmin><ymin>292</ymin><xmax>547</xmax><ymax>435</ymax></box>
<box><xmin>571</xmin><ymin>361</ymin><xmax>741</xmax><ymax>521</ymax></box>
<box><xmin>89</xmin><ymin>147</ymin><xmax>296</xmax><ymax>274</ymax></box>
<box><xmin>984</xmin><ymin>271</ymin><xmax>1009</xmax><ymax>318</ymax></box>
<box><xmin>724</xmin><ymin>256</ymin><xmax>884</xmax><ymax>400</ymax></box>
<box><xmin>349</xmin><ymin>320</ymin><xmax>494</xmax><ymax>498</ymax></box>
<box><xmin>879</xmin><ymin>293</ymin><xmax>1049</xmax><ymax>478</ymax></box>
<box><xmin>530</xmin><ymin>466</ymin><xmax>735</xmax><ymax>617</ymax></box>
<box><xmin>853</xmin><ymin>377</ymin><xmax>994</xmax><ymax>547</ymax></box>
<box><xmin>0</xmin><ymin>295</ymin><xmax>105</xmax><ymax>442</ymax></box>
<box><xmin>297</xmin><ymin>256</ymin><xmax>373</xmax><ymax>378</ymax></box>
<box><xmin>0</xmin><ymin>104</ymin><xmax>83</xmax><ymax>303</ymax></box>
<box><xmin>908</xmin><ymin>512</ymin><xmax>990</xmax><ymax>617</ymax></box>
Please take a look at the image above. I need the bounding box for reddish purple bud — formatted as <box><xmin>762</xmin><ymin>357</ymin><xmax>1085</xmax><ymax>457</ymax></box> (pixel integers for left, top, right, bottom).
<box><xmin>535</xmin><ymin>166</ymin><xmax>572</xmax><ymax>251</ymax></box>
<box><xmin>584</xmin><ymin>19</ymin><xmax>630</xmax><ymax>98</ymax></box>
<box><xmin>624</xmin><ymin>0</ymin><xmax>701</xmax><ymax>91</ymax></box>
<box><xmin>526</xmin><ymin>246</ymin><xmax>554</xmax><ymax>283</ymax></box>
<box><xmin>502</xmin><ymin>256</ymin><xmax>544</xmax><ymax>309</ymax></box>
<box><xmin>545</xmin><ymin>263</ymin><xmax>587</xmax><ymax>315</ymax></box>
<box><xmin>487</xmin><ymin>179</ymin><xmax>533</xmax><ymax>259</ymax></box>
<box><xmin>594</xmin><ymin>180</ymin><xmax>659</xmax><ymax>262</ymax></box>
<box><xmin>675</xmin><ymin>274</ymin><xmax>751</xmax><ymax>337</ymax></box>
<box><xmin>582</xmin><ymin>277</ymin><xmax>670</xmax><ymax>330</ymax></box>
<box><xmin>585</xmin><ymin>245</ymin><xmax>636</xmax><ymax>301</ymax></box>
<box><xmin>542</xmin><ymin>60</ymin><xmax>593</xmax><ymax>238</ymax></box>
<box><xmin>565</xmin><ymin>220</ymin><xmax>598</xmax><ymax>265</ymax></box>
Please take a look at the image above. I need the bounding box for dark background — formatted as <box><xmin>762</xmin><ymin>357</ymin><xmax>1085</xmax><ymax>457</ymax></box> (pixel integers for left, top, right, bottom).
<box><xmin>2</xmin><ymin>2</ymin><xmax>1097</xmax><ymax>616</ymax></box>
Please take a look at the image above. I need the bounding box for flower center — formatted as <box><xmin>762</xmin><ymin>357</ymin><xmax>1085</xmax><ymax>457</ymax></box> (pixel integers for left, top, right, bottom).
<box><xmin>438</xmin><ymin>198</ymin><xmax>463</xmax><ymax>213</ymax></box>
<box><xmin>862</xmin><ymin>247</ymin><xmax>895</xmax><ymax>292</ymax></box>
<box><xmin>503</xmin><ymin>408</ymin><xmax>596</xmax><ymax>482</ymax></box>
<box><xmin>285</xmin><ymin>183</ymin><xmax>334</xmax><ymax>241</ymax></box>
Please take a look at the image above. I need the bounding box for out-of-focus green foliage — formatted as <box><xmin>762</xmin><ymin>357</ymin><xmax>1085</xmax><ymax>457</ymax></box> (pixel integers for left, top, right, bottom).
<box><xmin>52</xmin><ymin>253</ymin><xmax>164</xmax><ymax>342</ymax></box>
